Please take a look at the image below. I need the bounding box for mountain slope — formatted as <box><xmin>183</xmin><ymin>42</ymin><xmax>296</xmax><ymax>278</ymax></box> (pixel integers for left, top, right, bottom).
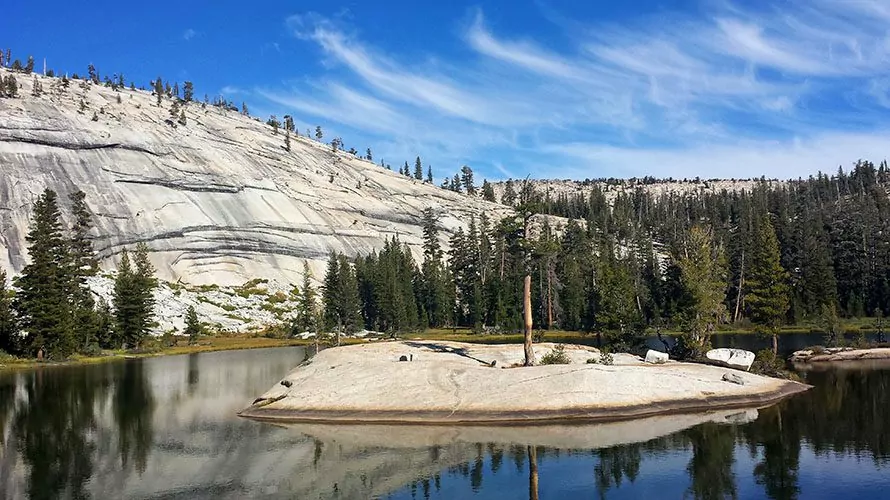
<box><xmin>0</xmin><ymin>70</ymin><xmax>509</xmax><ymax>286</ymax></box>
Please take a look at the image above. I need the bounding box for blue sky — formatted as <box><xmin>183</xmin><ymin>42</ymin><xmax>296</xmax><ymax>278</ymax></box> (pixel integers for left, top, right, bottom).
<box><xmin>6</xmin><ymin>0</ymin><xmax>890</xmax><ymax>182</ymax></box>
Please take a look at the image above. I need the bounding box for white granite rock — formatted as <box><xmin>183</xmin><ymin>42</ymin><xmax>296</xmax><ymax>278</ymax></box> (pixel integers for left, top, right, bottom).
<box><xmin>706</xmin><ymin>348</ymin><xmax>755</xmax><ymax>371</ymax></box>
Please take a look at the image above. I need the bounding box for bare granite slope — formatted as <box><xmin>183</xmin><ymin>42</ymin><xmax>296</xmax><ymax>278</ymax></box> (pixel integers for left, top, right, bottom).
<box><xmin>240</xmin><ymin>341</ymin><xmax>811</xmax><ymax>424</ymax></box>
<box><xmin>0</xmin><ymin>69</ymin><xmax>510</xmax><ymax>286</ymax></box>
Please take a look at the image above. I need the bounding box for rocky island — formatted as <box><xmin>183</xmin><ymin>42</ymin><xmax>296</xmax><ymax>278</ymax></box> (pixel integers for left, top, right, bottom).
<box><xmin>239</xmin><ymin>341</ymin><xmax>811</xmax><ymax>425</ymax></box>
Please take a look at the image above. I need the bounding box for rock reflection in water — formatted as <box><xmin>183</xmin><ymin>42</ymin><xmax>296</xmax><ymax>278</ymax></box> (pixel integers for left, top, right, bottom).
<box><xmin>0</xmin><ymin>347</ymin><xmax>889</xmax><ymax>499</ymax></box>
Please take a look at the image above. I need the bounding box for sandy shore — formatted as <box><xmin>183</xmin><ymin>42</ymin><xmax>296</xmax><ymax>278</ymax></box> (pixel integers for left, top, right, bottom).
<box><xmin>239</xmin><ymin>341</ymin><xmax>810</xmax><ymax>425</ymax></box>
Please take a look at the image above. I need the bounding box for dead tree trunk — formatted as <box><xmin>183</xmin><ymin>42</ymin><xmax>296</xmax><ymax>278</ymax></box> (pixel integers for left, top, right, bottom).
<box><xmin>546</xmin><ymin>263</ymin><xmax>553</xmax><ymax>331</ymax></box>
<box><xmin>733</xmin><ymin>249</ymin><xmax>745</xmax><ymax>323</ymax></box>
<box><xmin>524</xmin><ymin>275</ymin><xmax>534</xmax><ymax>366</ymax></box>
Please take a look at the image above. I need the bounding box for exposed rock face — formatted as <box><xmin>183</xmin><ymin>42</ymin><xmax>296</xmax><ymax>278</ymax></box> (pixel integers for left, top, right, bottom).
<box><xmin>0</xmin><ymin>69</ymin><xmax>511</xmax><ymax>287</ymax></box>
<box><xmin>241</xmin><ymin>341</ymin><xmax>811</xmax><ymax>424</ymax></box>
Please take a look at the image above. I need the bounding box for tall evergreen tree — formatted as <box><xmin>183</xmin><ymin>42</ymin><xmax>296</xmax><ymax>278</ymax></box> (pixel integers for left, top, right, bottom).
<box><xmin>460</xmin><ymin>166</ymin><xmax>476</xmax><ymax>195</ymax></box>
<box><xmin>502</xmin><ymin>179</ymin><xmax>517</xmax><ymax>206</ymax></box>
<box><xmin>420</xmin><ymin>209</ymin><xmax>449</xmax><ymax>328</ymax></box>
<box><xmin>481</xmin><ymin>180</ymin><xmax>496</xmax><ymax>202</ymax></box>
<box><xmin>321</xmin><ymin>253</ymin><xmax>362</xmax><ymax>344</ymax></box>
<box><xmin>113</xmin><ymin>244</ymin><xmax>157</xmax><ymax>348</ymax></box>
<box><xmin>67</xmin><ymin>191</ymin><xmax>99</xmax><ymax>351</ymax></box>
<box><xmin>153</xmin><ymin>77</ymin><xmax>163</xmax><ymax>106</ymax></box>
<box><xmin>676</xmin><ymin>225</ymin><xmax>728</xmax><ymax>358</ymax></box>
<box><xmin>414</xmin><ymin>157</ymin><xmax>423</xmax><ymax>180</ymax></box>
<box><xmin>747</xmin><ymin>216</ymin><xmax>791</xmax><ymax>353</ymax></box>
<box><xmin>14</xmin><ymin>189</ymin><xmax>75</xmax><ymax>359</ymax></box>
<box><xmin>293</xmin><ymin>261</ymin><xmax>319</xmax><ymax>334</ymax></box>
<box><xmin>182</xmin><ymin>81</ymin><xmax>194</xmax><ymax>102</ymax></box>
<box><xmin>0</xmin><ymin>269</ymin><xmax>18</xmax><ymax>354</ymax></box>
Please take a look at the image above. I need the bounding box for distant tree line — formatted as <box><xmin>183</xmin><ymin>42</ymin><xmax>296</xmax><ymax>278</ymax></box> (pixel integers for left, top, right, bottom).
<box><xmin>311</xmin><ymin>161</ymin><xmax>890</xmax><ymax>357</ymax></box>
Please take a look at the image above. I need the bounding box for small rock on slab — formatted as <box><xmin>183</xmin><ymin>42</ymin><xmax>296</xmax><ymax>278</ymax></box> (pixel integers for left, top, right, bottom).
<box><xmin>398</xmin><ymin>355</ymin><xmax>409</xmax><ymax>362</ymax></box>
<box><xmin>722</xmin><ymin>373</ymin><xmax>745</xmax><ymax>385</ymax></box>
<box><xmin>645</xmin><ymin>349</ymin><xmax>669</xmax><ymax>364</ymax></box>
<box><xmin>280</xmin><ymin>380</ymin><xmax>292</xmax><ymax>388</ymax></box>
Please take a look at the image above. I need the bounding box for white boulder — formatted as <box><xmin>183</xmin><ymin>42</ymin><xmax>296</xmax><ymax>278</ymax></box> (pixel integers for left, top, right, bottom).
<box><xmin>644</xmin><ymin>350</ymin><xmax>669</xmax><ymax>364</ymax></box>
<box><xmin>706</xmin><ymin>348</ymin><xmax>755</xmax><ymax>371</ymax></box>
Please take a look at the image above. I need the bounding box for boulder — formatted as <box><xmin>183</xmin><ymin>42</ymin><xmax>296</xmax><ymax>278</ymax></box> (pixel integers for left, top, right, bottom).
<box><xmin>644</xmin><ymin>350</ymin><xmax>669</xmax><ymax>364</ymax></box>
<box><xmin>706</xmin><ymin>348</ymin><xmax>755</xmax><ymax>371</ymax></box>
<box><xmin>722</xmin><ymin>373</ymin><xmax>745</xmax><ymax>385</ymax></box>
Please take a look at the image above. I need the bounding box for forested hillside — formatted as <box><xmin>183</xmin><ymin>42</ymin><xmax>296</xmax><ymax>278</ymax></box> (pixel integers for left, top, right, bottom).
<box><xmin>322</xmin><ymin>162</ymin><xmax>889</xmax><ymax>346</ymax></box>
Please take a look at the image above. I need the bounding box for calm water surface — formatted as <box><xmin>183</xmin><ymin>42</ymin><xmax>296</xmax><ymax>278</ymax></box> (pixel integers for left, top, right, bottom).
<box><xmin>0</xmin><ymin>338</ymin><xmax>888</xmax><ymax>499</ymax></box>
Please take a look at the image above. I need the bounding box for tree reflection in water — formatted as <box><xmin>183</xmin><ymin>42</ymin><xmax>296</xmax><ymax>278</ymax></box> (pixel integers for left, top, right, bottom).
<box><xmin>113</xmin><ymin>359</ymin><xmax>155</xmax><ymax>474</ymax></box>
<box><xmin>14</xmin><ymin>365</ymin><xmax>112</xmax><ymax>500</ymax></box>
<box><xmin>388</xmin><ymin>366</ymin><xmax>890</xmax><ymax>500</ymax></box>
<box><xmin>0</xmin><ymin>349</ymin><xmax>888</xmax><ymax>499</ymax></box>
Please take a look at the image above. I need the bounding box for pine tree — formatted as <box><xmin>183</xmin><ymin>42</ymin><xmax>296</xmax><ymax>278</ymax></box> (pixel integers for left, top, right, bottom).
<box><xmin>426</xmin><ymin>165</ymin><xmax>433</xmax><ymax>184</ymax></box>
<box><xmin>24</xmin><ymin>56</ymin><xmax>34</xmax><ymax>74</ymax></box>
<box><xmin>293</xmin><ymin>261</ymin><xmax>318</xmax><ymax>334</ymax></box>
<box><xmin>14</xmin><ymin>189</ymin><xmax>75</xmax><ymax>359</ymax></box>
<box><xmin>315</xmin><ymin>126</ymin><xmax>323</xmax><ymax>140</ymax></box>
<box><xmin>285</xmin><ymin>129</ymin><xmax>291</xmax><ymax>151</ymax></box>
<box><xmin>502</xmin><ymin>179</ymin><xmax>516</xmax><ymax>206</ymax></box>
<box><xmin>178</xmin><ymin>110</ymin><xmax>187</xmax><ymax>126</ymax></box>
<box><xmin>184</xmin><ymin>306</ymin><xmax>202</xmax><ymax>344</ymax></box>
<box><xmin>182</xmin><ymin>81</ymin><xmax>194</xmax><ymax>102</ymax></box>
<box><xmin>414</xmin><ymin>157</ymin><xmax>423</xmax><ymax>180</ymax></box>
<box><xmin>0</xmin><ymin>269</ymin><xmax>19</xmax><ymax>354</ymax></box>
<box><xmin>676</xmin><ymin>225</ymin><xmax>728</xmax><ymax>358</ymax></box>
<box><xmin>241</xmin><ymin>102</ymin><xmax>249</xmax><ymax>116</ymax></box>
<box><xmin>67</xmin><ymin>191</ymin><xmax>99</xmax><ymax>352</ymax></box>
<box><xmin>420</xmin><ymin>209</ymin><xmax>449</xmax><ymax>327</ymax></box>
<box><xmin>366</xmin><ymin>148</ymin><xmax>373</xmax><ymax>161</ymax></box>
<box><xmin>321</xmin><ymin>253</ymin><xmax>361</xmax><ymax>344</ymax></box>
<box><xmin>747</xmin><ymin>215</ymin><xmax>790</xmax><ymax>353</ymax></box>
<box><xmin>594</xmin><ymin>237</ymin><xmax>643</xmax><ymax>349</ymax></box>
<box><xmin>153</xmin><ymin>77</ymin><xmax>163</xmax><ymax>106</ymax></box>
<box><xmin>268</xmin><ymin>115</ymin><xmax>279</xmax><ymax>135</ymax></box>
<box><xmin>113</xmin><ymin>250</ymin><xmax>135</xmax><ymax>348</ymax></box>
<box><xmin>460</xmin><ymin>166</ymin><xmax>475</xmax><ymax>194</ymax></box>
<box><xmin>113</xmin><ymin>244</ymin><xmax>157</xmax><ymax>348</ymax></box>
<box><xmin>482</xmin><ymin>180</ymin><xmax>496</xmax><ymax>202</ymax></box>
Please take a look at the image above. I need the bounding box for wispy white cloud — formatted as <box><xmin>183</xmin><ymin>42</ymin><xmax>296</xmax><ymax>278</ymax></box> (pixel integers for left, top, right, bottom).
<box><xmin>182</xmin><ymin>28</ymin><xmax>197</xmax><ymax>41</ymax></box>
<box><xmin>261</xmin><ymin>2</ymin><xmax>890</xmax><ymax>180</ymax></box>
<box><xmin>221</xmin><ymin>85</ymin><xmax>245</xmax><ymax>95</ymax></box>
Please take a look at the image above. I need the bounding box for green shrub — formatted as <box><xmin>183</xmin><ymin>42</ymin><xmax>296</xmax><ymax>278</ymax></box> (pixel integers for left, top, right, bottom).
<box><xmin>586</xmin><ymin>347</ymin><xmax>614</xmax><ymax>366</ymax></box>
<box><xmin>81</xmin><ymin>343</ymin><xmax>103</xmax><ymax>357</ymax></box>
<box><xmin>0</xmin><ymin>350</ymin><xmax>19</xmax><ymax>363</ymax></box>
<box><xmin>751</xmin><ymin>349</ymin><xmax>793</xmax><ymax>379</ymax></box>
<box><xmin>540</xmin><ymin>344</ymin><xmax>571</xmax><ymax>365</ymax></box>
<box><xmin>267</xmin><ymin>291</ymin><xmax>288</xmax><ymax>304</ymax></box>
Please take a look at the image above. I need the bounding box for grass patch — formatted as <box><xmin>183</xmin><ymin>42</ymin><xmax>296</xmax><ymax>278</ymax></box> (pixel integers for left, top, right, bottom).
<box><xmin>266</xmin><ymin>291</ymin><xmax>288</xmax><ymax>304</ymax></box>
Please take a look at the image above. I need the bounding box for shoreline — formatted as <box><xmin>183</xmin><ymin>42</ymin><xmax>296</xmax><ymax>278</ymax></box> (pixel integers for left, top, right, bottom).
<box><xmin>241</xmin><ymin>383</ymin><xmax>809</xmax><ymax>426</ymax></box>
<box><xmin>0</xmin><ymin>337</ymin><xmax>323</xmax><ymax>371</ymax></box>
<box><xmin>790</xmin><ymin>347</ymin><xmax>890</xmax><ymax>365</ymax></box>
<box><xmin>240</xmin><ymin>341</ymin><xmax>811</xmax><ymax>426</ymax></box>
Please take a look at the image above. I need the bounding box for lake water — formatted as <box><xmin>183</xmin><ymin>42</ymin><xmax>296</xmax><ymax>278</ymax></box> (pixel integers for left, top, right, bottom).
<box><xmin>0</xmin><ymin>338</ymin><xmax>888</xmax><ymax>499</ymax></box>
